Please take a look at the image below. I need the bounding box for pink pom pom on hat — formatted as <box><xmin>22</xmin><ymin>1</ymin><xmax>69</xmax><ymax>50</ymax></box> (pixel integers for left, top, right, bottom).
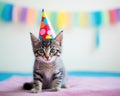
<box><xmin>39</xmin><ymin>9</ymin><xmax>56</xmax><ymax>40</ymax></box>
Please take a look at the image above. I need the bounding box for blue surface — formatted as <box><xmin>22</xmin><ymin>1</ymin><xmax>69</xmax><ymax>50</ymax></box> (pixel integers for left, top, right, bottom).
<box><xmin>0</xmin><ymin>71</ymin><xmax>120</xmax><ymax>81</ymax></box>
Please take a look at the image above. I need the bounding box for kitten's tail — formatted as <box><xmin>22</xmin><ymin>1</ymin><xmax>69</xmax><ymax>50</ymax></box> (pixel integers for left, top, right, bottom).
<box><xmin>23</xmin><ymin>82</ymin><xmax>33</xmax><ymax>90</ymax></box>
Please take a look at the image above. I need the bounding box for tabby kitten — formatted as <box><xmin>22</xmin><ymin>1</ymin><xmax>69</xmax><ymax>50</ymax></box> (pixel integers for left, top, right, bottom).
<box><xmin>23</xmin><ymin>31</ymin><xmax>68</xmax><ymax>93</ymax></box>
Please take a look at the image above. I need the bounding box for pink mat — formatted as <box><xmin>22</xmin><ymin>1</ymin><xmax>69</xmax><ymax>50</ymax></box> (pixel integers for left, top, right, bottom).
<box><xmin>0</xmin><ymin>76</ymin><xmax>120</xmax><ymax>96</ymax></box>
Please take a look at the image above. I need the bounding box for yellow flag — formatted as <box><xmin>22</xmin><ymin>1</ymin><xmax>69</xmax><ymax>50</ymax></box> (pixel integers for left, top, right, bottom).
<box><xmin>79</xmin><ymin>12</ymin><xmax>89</xmax><ymax>27</ymax></box>
<box><xmin>46</xmin><ymin>11</ymin><xmax>51</xmax><ymax>20</ymax></box>
<box><xmin>102</xmin><ymin>11</ymin><xmax>110</xmax><ymax>25</ymax></box>
<box><xmin>57</xmin><ymin>12</ymin><xmax>68</xmax><ymax>29</ymax></box>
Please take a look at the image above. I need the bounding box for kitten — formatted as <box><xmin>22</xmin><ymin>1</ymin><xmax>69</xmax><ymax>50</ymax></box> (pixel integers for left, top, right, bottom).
<box><xmin>23</xmin><ymin>31</ymin><xmax>68</xmax><ymax>93</ymax></box>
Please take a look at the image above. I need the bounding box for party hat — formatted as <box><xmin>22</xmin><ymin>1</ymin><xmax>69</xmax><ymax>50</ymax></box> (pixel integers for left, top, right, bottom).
<box><xmin>39</xmin><ymin>9</ymin><xmax>56</xmax><ymax>40</ymax></box>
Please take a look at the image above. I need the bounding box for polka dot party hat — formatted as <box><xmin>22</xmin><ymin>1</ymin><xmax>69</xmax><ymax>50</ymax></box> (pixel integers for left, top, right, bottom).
<box><xmin>39</xmin><ymin>9</ymin><xmax>56</xmax><ymax>40</ymax></box>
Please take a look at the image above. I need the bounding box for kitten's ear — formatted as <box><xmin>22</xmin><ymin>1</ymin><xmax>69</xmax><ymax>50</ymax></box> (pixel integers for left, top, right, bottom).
<box><xmin>30</xmin><ymin>32</ymin><xmax>40</xmax><ymax>48</ymax></box>
<box><xmin>55</xmin><ymin>30</ymin><xmax>63</xmax><ymax>46</ymax></box>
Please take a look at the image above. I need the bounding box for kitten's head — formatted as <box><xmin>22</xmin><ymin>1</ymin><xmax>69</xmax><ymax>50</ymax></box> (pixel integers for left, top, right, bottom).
<box><xmin>30</xmin><ymin>31</ymin><xmax>63</xmax><ymax>63</ymax></box>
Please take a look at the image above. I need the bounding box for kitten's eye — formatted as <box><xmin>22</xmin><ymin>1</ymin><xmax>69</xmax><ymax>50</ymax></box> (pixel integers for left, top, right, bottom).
<box><xmin>50</xmin><ymin>48</ymin><xmax>55</xmax><ymax>53</ymax></box>
<box><xmin>39</xmin><ymin>49</ymin><xmax>44</xmax><ymax>53</ymax></box>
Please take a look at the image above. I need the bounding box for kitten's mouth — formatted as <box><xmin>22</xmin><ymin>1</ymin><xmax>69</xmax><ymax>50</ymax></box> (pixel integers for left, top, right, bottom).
<box><xmin>43</xmin><ymin>57</ymin><xmax>55</xmax><ymax>63</ymax></box>
<box><xmin>45</xmin><ymin>57</ymin><xmax>51</xmax><ymax>61</ymax></box>
<box><xmin>37</xmin><ymin>56</ymin><xmax>56</xmax><ymax>63</ymax></box>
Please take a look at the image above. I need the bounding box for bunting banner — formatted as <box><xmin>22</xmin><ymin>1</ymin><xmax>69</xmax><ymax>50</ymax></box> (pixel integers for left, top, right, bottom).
<box><xmin>116</xmin><ymin>9</ymin><xmax>120</xmax><ymax>21</ymax></box>
<box><xmin>12</xmin><ymin>5</ymin><xmax>21</xmax><ymax>23</ymax></box>
<box><xmin>79</xmin><ymin>12</ymin><xmax>89</xmax><ymax>27</ymax></box>
<box><xmin>0</xmin><ymin>1</ymin><xmax>120</xmax><ymax>48</ymax></box>
<box><xmin>102</xmin><ymin>11</ymin><xmax>110</xmax><ymax>25</ymax></box>
<box><xmin>1</xmin><ymin>3</ymin><xmax>13</xmax><ymax>22</ymax></box>
<box><xmin>0</xmin><ymin>2</ymin><xmax>120</xmax><ymax>28</ymax></box>
<box><xmin>109</xmin><ymin>9</ymin><xmax>117</xmax><ymax>24</ymax></box>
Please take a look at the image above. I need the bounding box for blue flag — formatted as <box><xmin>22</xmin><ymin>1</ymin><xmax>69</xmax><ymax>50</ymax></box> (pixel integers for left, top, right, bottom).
<box><xmin>90</xmin><ymin>11</ymin><xmax>102</xmax><ymax>26</ymax></box>
<box><xmin>2</xmin><ymin>3</ymin><xmax>13</xmax><ymax>22</ymax></box>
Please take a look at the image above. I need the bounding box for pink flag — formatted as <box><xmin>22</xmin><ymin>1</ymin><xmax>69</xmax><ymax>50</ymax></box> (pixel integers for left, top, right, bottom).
<box><xmin>109</xmin><ymin>9</ymin><xmax>117</xmax><ymax>24</ymax></box>
<box><xmin>12</xmin><ymin>5</ymin><xmax>22</xmax><ymax>22</ymax></box>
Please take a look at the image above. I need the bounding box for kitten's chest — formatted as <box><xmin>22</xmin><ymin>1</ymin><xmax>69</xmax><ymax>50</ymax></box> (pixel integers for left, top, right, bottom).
<box><xmin>44</xmin><ymin>69</ymin><xmax>54</xmax><ymax>79</ymax></box>
<box><xmin>38</xmin><ymin>64</ymin><xmax>56</xmax><ymax>79</ymax></box>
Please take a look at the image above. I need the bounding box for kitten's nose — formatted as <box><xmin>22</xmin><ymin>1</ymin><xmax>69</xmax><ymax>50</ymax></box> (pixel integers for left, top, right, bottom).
<box><xmin>45</xmin><ymin>49</ymin><xmax>50</xmax><ymax>60</ymax></box>
<box><xmin>45</xmin><ymin>53</ymin><xmax>50</xmax><ymax>60</ymax></box>
<box><xmin>45</xmin><ymin>56</ymin><xmax>50</xmax><ymax>60</ymax></box>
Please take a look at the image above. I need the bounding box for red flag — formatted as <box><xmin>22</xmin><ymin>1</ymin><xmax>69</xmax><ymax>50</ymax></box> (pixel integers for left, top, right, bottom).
<box><xmin>109</xmin><ymin>9</ymin><xmax>117</xmax><ymax>24</ymax></box>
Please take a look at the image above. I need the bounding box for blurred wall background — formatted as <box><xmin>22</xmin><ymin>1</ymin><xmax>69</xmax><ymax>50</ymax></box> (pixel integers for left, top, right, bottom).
<box><xmin>0</xmin><ymin>0</ymin><xmax>120</xmax><ymax>73</ymax></box>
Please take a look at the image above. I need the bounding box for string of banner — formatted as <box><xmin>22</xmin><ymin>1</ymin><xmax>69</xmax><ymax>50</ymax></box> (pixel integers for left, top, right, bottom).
<box><xmin>0</xmin><ymin>1</ymin><xmax>120</xmax><ymax>48</ymax></box>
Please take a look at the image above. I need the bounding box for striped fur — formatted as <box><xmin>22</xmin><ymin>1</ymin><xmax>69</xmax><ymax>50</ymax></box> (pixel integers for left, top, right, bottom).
<box><xmin>23</xmin><ymin>31</ymin><xmax>68</xmax><ymax>93</ymax></box>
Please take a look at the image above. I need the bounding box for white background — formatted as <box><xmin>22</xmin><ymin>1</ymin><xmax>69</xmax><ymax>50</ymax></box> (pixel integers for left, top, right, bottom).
<box><xmin>0</xmin><ymin>0</ymin><xmax>120</xmax><ymax>73</ymax></box>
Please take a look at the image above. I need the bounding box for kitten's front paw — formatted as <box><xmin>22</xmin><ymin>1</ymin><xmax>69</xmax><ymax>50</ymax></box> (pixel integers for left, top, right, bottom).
<box><xmin>62</xmin><ymin>84</ymin><xmax>69</xmax><ymax>88</ymax></box>
<box><xmin>31</xmin><ymin>88</ymin><xmax>42</xmax><ymax>93</ymax></box>
<box><xmin>52</xmin><ymin>87</ymin><xmax>61</xmax><ymax>91</ymax></box>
